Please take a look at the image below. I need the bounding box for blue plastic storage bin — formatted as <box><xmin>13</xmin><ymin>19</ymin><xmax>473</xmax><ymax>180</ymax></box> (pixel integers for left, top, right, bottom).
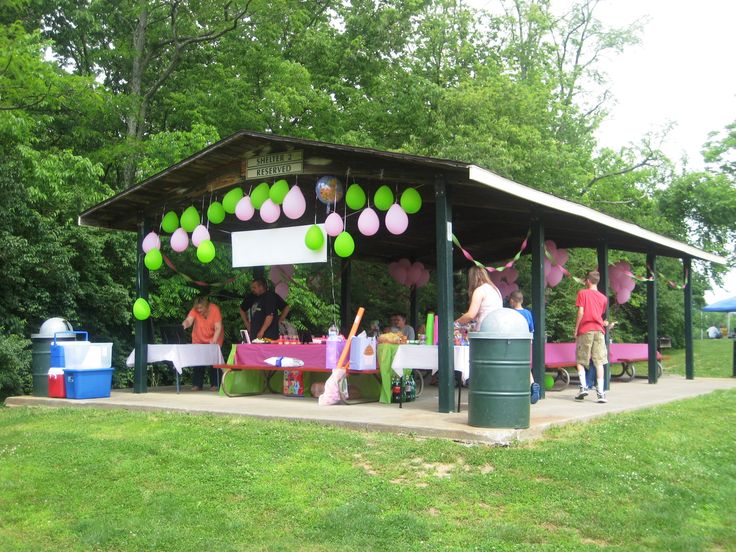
<box><xmin>64</xmin><ymin>368</ymin><xmax>114</xmax><ymax>399</ymax></box>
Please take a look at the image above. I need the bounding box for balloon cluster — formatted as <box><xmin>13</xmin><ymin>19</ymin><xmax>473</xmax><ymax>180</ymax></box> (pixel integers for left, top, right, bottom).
<box><xmin>544</xmin><ymin>240</ymin><xmax>569</xmax><ymax>288</ymax></box>
<box><xmin>158</xmin><ymin>206</ymin><xmax>217</xmax><ymax>265</ymax></box>
<box><xmin>269</xmin><ymin>264</ymin><xmax>294</xmax><ymax>300</ymax></box>
<box><xmin>609</xmin><ymin>261</ymin><xmax>636</xmax><ymax>304</ymax></box>
<box><xmin>316</xmin><ymin>177</ymin><xmax>423</xmax><ymax>258</ymax></box>
<box><xmin>489</xmin><ymin>267</ymin><xmax>519</xmax><ymax>299</ymax></box>
<box><xmin>231</xmin><ymin>180</ymin><xmax>307</xmax><ymax>224</ymax></box>
<box><xmin>388</xmin><ymin>259</ymin><xmax>430</xmax><ymax>287</ymax></box>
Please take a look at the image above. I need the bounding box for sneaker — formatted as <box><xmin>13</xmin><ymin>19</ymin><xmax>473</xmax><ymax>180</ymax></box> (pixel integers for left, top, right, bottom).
<box><xmin>596</xmin><ymin>389</ymin><xmax>607</xmax><ymax>403</ymax></box>
<box><xmin>530</xmin><ymin>382</ymin><xmax>541</xmax><ymax>404</ymax></box>
<box><xmin>574</xmin><ymin>386</ymin><xmax>588</xmax><ymax>401</ymax></box>
<box><xmin>209</xmin><ymin>385</ymin><xmax>219</xmax><ymax>391</ymax></box>
<box><xmin>191</xmin><ymin>386</ymin><xmax>202</xmax><ymax>392</ymax></box>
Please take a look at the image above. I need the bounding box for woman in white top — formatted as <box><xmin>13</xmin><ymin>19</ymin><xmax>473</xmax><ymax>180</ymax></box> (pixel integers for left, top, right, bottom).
<box><xmin>455</xmin><ymin>266</ymin><xmax>503</xmax><ymax>328</ymax></box>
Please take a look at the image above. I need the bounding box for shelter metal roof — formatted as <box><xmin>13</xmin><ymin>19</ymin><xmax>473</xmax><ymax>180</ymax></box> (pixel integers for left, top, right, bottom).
<box><xmin>79</xmin><ymin>130</ymin><xmax>726</xmax><ymax>267</ymax></box>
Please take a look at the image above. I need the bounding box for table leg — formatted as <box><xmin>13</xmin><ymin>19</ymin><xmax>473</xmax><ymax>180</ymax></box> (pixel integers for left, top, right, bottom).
<box><xmin>176</xmin><ymin>371</ymin><xmax>180</xmax><ymax>394</ymax></box>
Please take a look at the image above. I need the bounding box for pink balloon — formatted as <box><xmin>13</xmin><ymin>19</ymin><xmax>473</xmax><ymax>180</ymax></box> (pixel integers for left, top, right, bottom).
<box><xmin>416</xmin><ymin>269</ymin><xmax>430</xmax><ymax>287</ymax></box>
<box><xmin>547</xmin><ymin>267</ymin><xmax>564</xmax><ymax>288</ymax></box>
<box><xmin>623</xmin><ymin>277</ymin><xmax>636</xmax><ymax>292</ymax></box>
<box><xmin>388</xmin><ymin>262</ymin><xmax>400</xmax><ymax>280</ymax></box>
<box><xmin>325</xmin><ymin>212</ymin><xmax>343</xmax><ymax>237</ymax></box>
<box><xmin>408</xmin><ymin>262</ymin><xmax>424</xmax><ymax>285</ymax></box>
<box><xmin>554</xmin><ymin>248</ymin><xmax>569</xmax><ymax>266</ymax></box>
<box><xmin>506</xmin><ymin>282</ymin><xmax>519</xmax><ymax>297</ymax></box>
<box><xmin>283</xmin><ymin>185</ymin><xmax>306</xmax><ymax>219</ymax></box>
<box><xmin>192</xmin><ymin>225</ymin><xmax>210</xmax><ymax>247</ymax></box>
<box><xmin>269</xmin><ymin>265</ymin><xmax>293</xmax><ymax>284</ymax></box>
<box><xmin>394</xmin><ymin>266</ymin><xmax>408</xmax><ymax>285</ymax></box>
<box><xmin>275</xmin><ymin>282</ymin><xmax>289</xmax><ymax>300</ymax></box>
<box><xmin>489</xmin><ymin>270</ymin><xmax>503</xmax><ymax>286</ymax></box>
<box><xmin>142</xmin><ymin>231</ymin><xmax>160</xmax><ymax>253</ymax></box>
<box><xmin>259</xmin><ymin>199</ymin><xmax>280</xmax><ymax>223</ymax></box>
<box><xmin>616</xmin><ymin>289</ymin><xmax>631</xmax><ymax>304</ymax></box>
<box><xmin>357</xmin><ymin>207</ymin><xmax>380</xmax><ymax>236</ymax></box>
<box><xmin>398</xmin><ymin>258</ymin><xmax>411</xmax><ymax>269</ymax></box>
<box><xmin>170</xmin><ymin>228</ymin><xmax>189</xmax><ymax>253</ymax></box>
<box><xmin>385</xmin><ymin>204</ymin><xmax>408</xmax><ymax>235</ymax></box>
<box><xmin>235</xmin><ymin>196</ymin><xmax>255</xmax><ymax>221</ymax></box>
<box><xmin>544</xmin><ymin>240</ymin><xmax>557</xmax><ymax>255</ymax></box>
<box><xmin>503</xmin><ymin>267</ymin><xmax>518</xmax><ymax>283</ymax></box>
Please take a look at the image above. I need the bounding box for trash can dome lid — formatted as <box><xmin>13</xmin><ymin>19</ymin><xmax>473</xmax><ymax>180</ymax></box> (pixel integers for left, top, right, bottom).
<box><xmin>472</xmin><ymin>308</ymin><xmax>532</xmax><ymax>339</ymax></box>
<box><xmin>35</xmin><ymin>318</ymin><xmax>73</xmax><ymax>338</ymax></box>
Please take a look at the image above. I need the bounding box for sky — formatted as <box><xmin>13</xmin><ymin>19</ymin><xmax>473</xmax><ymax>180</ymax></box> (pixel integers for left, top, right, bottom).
<box><xmin>587</xmin><ymin>0</ymin><xmax>736</xmax><ymax>303</ymax></box>
<box><xmin>472</xmin><ymin>0</ymin><xmax>736</xmax><ymax>303</ymax></box>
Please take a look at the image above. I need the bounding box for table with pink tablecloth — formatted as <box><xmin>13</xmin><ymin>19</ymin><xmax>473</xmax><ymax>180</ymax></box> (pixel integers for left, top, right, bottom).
<box><xmin>234</xmin><ymin>343</ymin><xmax>344</xmax><ymax>370</ymax></box>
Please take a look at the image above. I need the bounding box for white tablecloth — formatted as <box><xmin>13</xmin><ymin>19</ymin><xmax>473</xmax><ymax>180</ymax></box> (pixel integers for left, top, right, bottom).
<box><xmin>390</xmin><ymin>344</ymin><xmax>470</xmax><ymax>380</ymax></box>
<box><xmin>126</xmin><ymin>344</ymin><xmax>224</xmax><ymax>374</ymax></box>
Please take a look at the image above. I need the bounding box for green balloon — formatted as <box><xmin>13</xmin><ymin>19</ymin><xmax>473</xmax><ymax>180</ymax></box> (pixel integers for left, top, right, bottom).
<box><xmin>197</xmin><ymin>240</ymin><xmax>216</xmax><ymax>263</ymax></box>
<box><xmin>400</xmin><ymin>188</ymin><xmax>422</xmax><ymax>214</ymax></box>
<box><xmin>304</xmin><ymin>224</ymin><xmax>325</xmax><ymax>251</ymax></box>
<box><xmin>269</xmin><ymin>179</ymin><xmax>289</xmax><ymax>205</ymax></box>
<box><xmin>133</xmin><ymin>297</ymin><xmax>151</xmax><ymax>321</ymax></box>
<box><xmin>334</xmin><ymin>231</ymin><xmax>355</xmax><ymax>258</ymax></box>
<box><xmin>544</xmin><ymin>374</ymin><xmax>555</xmax><ymax>391</ymax></box>
<box><xmin>345</xmin><ymin>184</ymin><xmax>367</xmax><ymax>210</ymax></box>
<box><xmin>144</xmin><ymin>248</ymin><xmax>163</xmax><ymax>271</ymax></box>
<box><xmin>222</xmin><ymin>187</ymin><xmax>244</xmax><ymax>214</ymax></box>
<box><xmin>251</xmin><ymin>182</ymin><xmax>271</xmax><ymax>209</ymax></box>
<box><xmin>180</xmin><ymin>205</ymin><xmax>200</xmax><ymax>232</ymax></box>
<box><xmin>374</xmin><ymin>185</ymin><xmax>394</xmax><ymax>211</ymax></box>
<box><xmin>161</xmin><ymin>211</ymin><xmax>179</xmax><ymax>233</ymax></box>
<box><xmin>207</xmin><ymin>201</ymin><xmax>226</xmax><ymax>224</ymax></box>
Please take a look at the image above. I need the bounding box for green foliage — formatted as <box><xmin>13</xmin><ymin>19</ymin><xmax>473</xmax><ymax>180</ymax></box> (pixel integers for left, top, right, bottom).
<box><xmin>0</xmin><ymin>334</ymin><xmax>32</xmax><ymax>399</ymax></box>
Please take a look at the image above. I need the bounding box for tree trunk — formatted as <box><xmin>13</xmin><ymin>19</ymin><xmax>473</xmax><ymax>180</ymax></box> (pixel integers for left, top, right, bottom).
<box><xmin>123</xmin><ymin>2</ymin><xmax>149</xmax><ymax>188</ymax></box>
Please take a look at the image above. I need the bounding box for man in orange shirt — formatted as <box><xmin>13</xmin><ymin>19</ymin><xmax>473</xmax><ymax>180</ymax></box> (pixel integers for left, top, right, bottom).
<box><xmin>182</xmin><ymin>296</ymin><xmax>224</xmax><ymax>391</ymax></box>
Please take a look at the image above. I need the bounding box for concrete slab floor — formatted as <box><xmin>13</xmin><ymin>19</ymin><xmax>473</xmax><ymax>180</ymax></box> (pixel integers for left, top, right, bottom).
<box><xmin>5</xmin><ymin>375</ymin><xmax>736</xmax><ymax>445</ymax></box>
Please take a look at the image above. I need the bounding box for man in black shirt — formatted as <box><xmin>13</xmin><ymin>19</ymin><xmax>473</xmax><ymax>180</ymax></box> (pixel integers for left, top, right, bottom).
<box><xmin>240</xmin><ymin>278</ymin><xmax>290</xmax><ymax>340</ymax></box>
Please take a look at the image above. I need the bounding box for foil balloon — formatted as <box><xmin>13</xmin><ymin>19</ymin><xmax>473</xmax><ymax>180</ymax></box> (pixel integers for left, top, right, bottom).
<box><xmin>315</xmin><ymin>176</ymin><xmax>344</xmax><ymax>205</ymax></box>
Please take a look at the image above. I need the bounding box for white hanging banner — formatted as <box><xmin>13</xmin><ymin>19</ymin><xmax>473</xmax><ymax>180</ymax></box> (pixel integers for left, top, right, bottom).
<box><xmin>231</xmin><ymin>224</ymin><xmax>327</xmax><ymax>267</ymax></box>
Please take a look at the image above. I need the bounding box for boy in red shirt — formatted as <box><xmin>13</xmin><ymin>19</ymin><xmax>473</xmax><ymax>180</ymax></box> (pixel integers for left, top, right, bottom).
<box><xmin>573</xmin><ymin>271</ymin><xmax>612</xmax><ymax>403</ymax></box>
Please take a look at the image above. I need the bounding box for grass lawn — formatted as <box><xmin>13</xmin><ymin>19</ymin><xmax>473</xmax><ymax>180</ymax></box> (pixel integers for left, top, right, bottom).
<box><xmin>662</xmin><ymin>338</ymin><xmax>735</xmax><ymax>378</ymax></box>
<box><xmin>2</xmin><ymin>391</ymin><xmax>736</xmax><ymax>552</ymax></box>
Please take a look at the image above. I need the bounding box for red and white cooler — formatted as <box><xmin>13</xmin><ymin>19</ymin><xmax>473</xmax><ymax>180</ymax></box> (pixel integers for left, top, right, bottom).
<box><xmin>48</xmin><ymin>367</ymin><xmax>65</xmax><ymax>398</ymax></box>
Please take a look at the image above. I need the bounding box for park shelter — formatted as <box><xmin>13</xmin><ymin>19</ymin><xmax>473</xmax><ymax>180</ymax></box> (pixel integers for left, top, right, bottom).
<box><xmin>79</xmin><ymin>131</ymin><xmax>726</xmax><ymax>412</ymax></box>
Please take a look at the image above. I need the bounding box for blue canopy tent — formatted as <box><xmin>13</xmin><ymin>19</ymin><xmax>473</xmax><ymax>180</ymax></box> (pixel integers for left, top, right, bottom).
<box><xmin>702</xmin><ymin>296</ymin><xmax>736</xmax><ymax>312</ymax></box>
<box><xmin>702</xmin><ymin>296</ymin><xmax>736</xmax><ymax>376</ymax></box>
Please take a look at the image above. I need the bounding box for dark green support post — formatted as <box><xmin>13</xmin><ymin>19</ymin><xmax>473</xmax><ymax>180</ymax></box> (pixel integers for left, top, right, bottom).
<box><xmin>134</xmin><ymin>220</ymin><xmax>151</xmax><ymax>393</ymax></box>
<box><xmin>409</xmin><ymin>285</ymin><xmax>418</xmax><ymax>333</ymax></box>
<box><xmin>646</xmin><ymin>253</ymin><xmax>658</xmax><ymax>384</ymax></box>
<box><xmin>597</xmin><ymin>240</ymin><xmax>610</xmax><ymax>391</ymax></box>
<box><xmin>435</xmin><ymin>175</ymin><xmax>455</xmax><ymax>413</ymax></box>
<box><xmin>340</xmin><ymin>259</ymin><xmax>352</xmax><ymax>335</ymax></box>
<box><xmin>683</xmin><ymin>257</ymin><xmax>694</xmax><ymax>380</ymax></box>
<box><xmin>530</xmin><ymin>218</ymin><xmax>546</xmax><ymax>399</ymax></box>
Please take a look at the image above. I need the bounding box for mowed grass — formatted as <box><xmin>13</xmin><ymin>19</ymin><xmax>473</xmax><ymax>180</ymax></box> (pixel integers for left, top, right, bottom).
<box><xmin>2</xmin><ymin>391</ymin><xmax>736</xmax><ymax>552</ymax></box>
<box><xmin>662</xmin><ymin>338</ymin><xmax>734</xmax><ymax>378</ymax></box>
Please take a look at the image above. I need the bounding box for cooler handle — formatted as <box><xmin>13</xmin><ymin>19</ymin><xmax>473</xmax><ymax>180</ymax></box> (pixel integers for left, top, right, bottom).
<box><xmin>53</xmin><ymin>331</ymin><xmax>89</xmax><ymax>344</ymax></box>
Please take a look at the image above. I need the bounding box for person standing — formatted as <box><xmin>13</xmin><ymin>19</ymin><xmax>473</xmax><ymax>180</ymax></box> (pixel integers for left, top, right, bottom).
<box><xmin>182</xmin><ymin>296</ymin><xmax>223</xmax><ymax>391</ymax></box>
<box><xmin>573</xmin><ymin>271</ymin><xmax>610</xmax><ymax>403</ymax></box>
<box><xmin>509</xmin><ymin>290</ymin><xmax>540</xmax><ymax>404</ymax></box>
<box><xmin>455</xmin><ymin>266</ymin><xmax>503</xmax><ymax>329</ymax></box>
<box><xmin>240</xmin><ymin>278</ymin><xmax>290</xmax><ymax>340</ymax></box>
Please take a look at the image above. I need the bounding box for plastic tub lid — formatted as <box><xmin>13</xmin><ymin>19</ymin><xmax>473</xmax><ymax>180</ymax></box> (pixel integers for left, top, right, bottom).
<box><xmin>469</xmin><ymin>308</ymin><xmax>532</xmax><ymax>340</ymax></box>
<box><xmin>32</xmin><ymin>318</ymin><xmax>73</xmax><ymax>338</ymax></box>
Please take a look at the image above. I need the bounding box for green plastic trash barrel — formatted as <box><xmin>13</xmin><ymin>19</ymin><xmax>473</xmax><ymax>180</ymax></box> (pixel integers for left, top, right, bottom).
<box><xmin>30</xmin><ymin>318</ymin><xmax>74</xmax><ymax>397</ymax></box>
<box><xmin>468</xmin><ymin>308</ymin><xmax>532</xmax><ymax>429</ymax></box>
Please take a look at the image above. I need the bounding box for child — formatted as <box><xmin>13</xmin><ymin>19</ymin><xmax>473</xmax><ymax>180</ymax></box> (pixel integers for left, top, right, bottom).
<box><xmin>509</xmin><ymin>290</ymin><xmax>540</xmax><ymax>404</ymax></box>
